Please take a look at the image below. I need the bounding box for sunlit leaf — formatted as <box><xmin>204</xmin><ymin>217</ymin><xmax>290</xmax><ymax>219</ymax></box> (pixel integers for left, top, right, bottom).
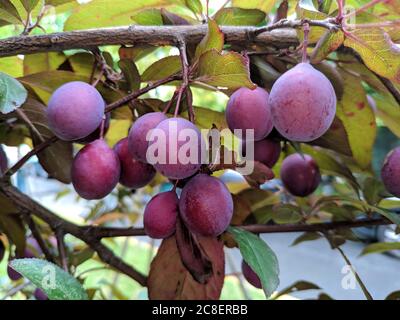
<box><xmin>141</xmin><ymin>55</ymin><xmax>181</xmax><ymax>82</ymax></box>
<box><xmin>0</xmin><ymin>72</ymin><xmax>27</xmax><ymax>114</ymax></box>
<box><xmin>214</xmin><ymin>7</ymin><xmax>266</xmax><ymax>26</ymax></box>
<box><xmin>196</xmin><ymin>50</ymin><xmax>256</xmax><ymax>89</ymax></box>
<box><xmin>232</xmin><ymin>0</ymin><xmax>278</xmax><ymax>13</ymax></box>
<box><xmin>310</xmin><ymin>30</ymin><xmax>344</xmax><ymax>64</ymax></box>
<box><xmin>195</xmin><ymin>19</ymin><xmax>224</xmax><ymax>59</ymax></box>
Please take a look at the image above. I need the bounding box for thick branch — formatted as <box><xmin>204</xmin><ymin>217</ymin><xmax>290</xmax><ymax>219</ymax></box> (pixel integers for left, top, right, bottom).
<box><xmin>0</xmin><ymin>25</ymin><xmax>300</xmax><ymax>58</ymax></box>
<box><xmin>93</xmin><ymin>218</ymin><xmax>390</xmax><ymax>238</ymax></box>
<box><xmin>0</xmin><ymin>182</ymin><xmax>147</xmax><ymax>286</ymax></box>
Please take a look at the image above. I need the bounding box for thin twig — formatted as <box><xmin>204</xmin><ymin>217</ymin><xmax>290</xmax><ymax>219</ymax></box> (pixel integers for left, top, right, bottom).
<box><xmin>336</xmin><ymin>246</ymin><xmax>374</xmax><ymax>300</ymax></box>
<box><xmin>15</xmin><ymin>108</ymin><xmax>44</xmax><ymax>143</ymax></box>
<box><xmin>2</xmin><ymin>136</ymin><xmax>58</xmax><ymax>180</ymax></box>
<box><xmin>23</xmin><ymin>213</ymin><xmax>56</xmax><ymax>263</ymax></box>
<box><xmin>56</xmin><ymin>229</ymin><xmax>69</xmax><ymax>272</ymax></box>
<box><xmin>1</xmin><ymin>281</ymin><xmax>31</xmax><ymax>300</ymax></box>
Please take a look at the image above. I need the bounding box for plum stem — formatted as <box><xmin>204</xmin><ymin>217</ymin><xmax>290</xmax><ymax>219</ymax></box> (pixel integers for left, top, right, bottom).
<box><xmin>163</xmin><ymin>89</ymin><xmax>179</xmax><ymax>114</ymax></box>
<box><xmin>56</xmin><ymin>229</ymin><xmax>69</xmax><ymax>272</ymax></box>
<box><xmin>99</xmin><ymin>115</ymin><xmax>106</xmax><ymax>139</ymax></box>
<box><xmin>301</xmin><ymin>23</ymin><xmax>310</xmax><ymax>63</ymax></box>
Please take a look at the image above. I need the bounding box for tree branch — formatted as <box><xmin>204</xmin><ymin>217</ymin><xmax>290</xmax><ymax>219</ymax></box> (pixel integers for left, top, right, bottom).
<box><xmin>0</xmin><ymin>24</ymin><xmax>302</xmax><ymax>58</ymax></box>
<box><xmin>93</xmin><ymin>218</ymin><xmax>390</xmax><ymax>238</ymax></box>
<box><xmin>0</xmin><ymin>182</ymin><xmax>147</xmax><ymax>286</ymax></box>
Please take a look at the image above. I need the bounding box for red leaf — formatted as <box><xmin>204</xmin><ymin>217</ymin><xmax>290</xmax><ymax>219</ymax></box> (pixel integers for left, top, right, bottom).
<box><xmin>148</xmin><ymin>235</ymin><xmax>225</xmax><ymax>300</ymax></box>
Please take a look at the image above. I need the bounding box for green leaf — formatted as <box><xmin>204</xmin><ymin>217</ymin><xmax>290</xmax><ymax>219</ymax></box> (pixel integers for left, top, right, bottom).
<box><xmin>64</xmin><ymin>0</ymin><xmax>183</xmax><ymax>30</ymax></box>
<box><xmin>272</xmin><ymin>281</ymin><xmax>320</xmax><ymax>299</ymax></box>
<box><xmin>160</xmin><ymin>8</ymin><xmax>191</xmax><ymax>25</ymax></box>
<box><xmin>0</xmin><ymin>72</ymin><xmax>27</xmax><ymax>114</ymax></box>
<box><xmin>20</xmin><ymin>0</ymin><xmax>40</xmax><ymax>12</ymax></box>
<box><xmin>296</xmin><ymin>0</ymin><xmax>328</xmax><ymax>43</ymax></box>
<box><xmin>195</xmin><ymin>19</ymin><xmax>224</xmax><ymax>59</ymax></box>
<box><xmin>310</xmin><ymin>30</ymin><xmax>344</xmax><ymax>64</ymax></box>
<box><xmin>272</xmin><ymin>204</ymin><xmax>303</xmax><ymax>224</ymax></box>
<box><xmin>182</xmin><ymin>106</ymin><xmax>227</xmax><ymax>130</ymax></box>
<box><xmin>214</xmin><ymin>7</ymin><xmax>266</xmax><ymax>26</ymax></box>
<box><xmin>0</xmin><ymin>0</ymin><xmax>22</xmax><ymax>24</ymax></box>
<box><xmin>228</xmin><ymin>226</ymin><xmax>279</xmax><ymax>298</ymax></box>
<box><xmin>118</xmin><ymin>59</ymin><xmax>141</xmax><ymax>91</ymax></box>
<box><xmin>344</xmin><ymin>28</ymin><xmax>400</xmax><ymax>84</ymax></box>
<box><xmin>141</xmin><ymin>55</ymin><xmax>181</xmax><ymax>82</ymax></box>
<box><xmin>196</xmin><ymin>50</ymin><xmax>256</xmax><ymax>89</ymax></box>
<box><xmin>232</xmin><ymin>0</ymin><xmax>277</xmax><ymax>13</ymax></box>
<box><xmin>301</xmin><ymin>144</ymin><xmax>360</xmax><ymax>192</ymax></box>
<box><xmin>9</xmin><ymin>258</ymin><xmax>88</xmax><ymax>300</ymax></box>
<box><xmin>131</xmin><ymin>8</ymin><xmax>163</xmax><ymax>25</ymax></box>
<box><xmin>185</xmin><ymin>0</ymin><xmax>202</xmax><ymax>15</ymax></box>
<box><xmin>23</xmin><ymin>52</ymin><xmax>66</xmax><ymax>76</ymax></box>
<box><xmin>311</xmin><ymin>117</ymin><xmax>352</xmax><ymax>157</ymax></box>
<box><xmin>336</xmin><ymin>71</ymin><xmax>376</xmax><ymax>169</ymax></box>
<box><xmin>0</xmin><ymin>57</ymin><xmax>23</xmax><ymax>78</ymax></box>
<box><xmin>291</xmin><ymin>232</ymin><xmax>322</xmax><ymax>246</ymax></box>
<box><xmin>360</xmin><ymin>242</ymin><xmax>400</xmax><ymax>256</ymax></box>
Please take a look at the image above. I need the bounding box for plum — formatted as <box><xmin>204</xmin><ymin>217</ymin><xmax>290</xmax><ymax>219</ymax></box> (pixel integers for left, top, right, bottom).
<box><xmin>128</xmin><ymin>112</ymin><xmax>168</xmax><ymax>163</ymax></box>
<box><xmin>280</xmin><ymin>153</ymin><xmax>321</xmax><ymax>197</ymax></box>
<box><xmin>179</xmin><ymin>174</ymin><xmax>233</xmax><ymax>236</ymax></box>
<box><xmin>242</xmin><ymin>138</ymin><xmax>281</xmax><ymax>168</ymax></box>
<box><xmin>47</xmin><ymin>81</ymin><xmax>105</xmax><ymax>141</ymax></box>
<box><xmin>0</xmin><ymin>145</ymin><xmax>7</xmax><ymax>174</ymax></box>
<box><xmin>71</xmin><ymin>139</ymin><xmax>120</xmax><ymax>200</ymax></box>
<box><xmin>381</xmin><ymin>147</ymin><xmax>400</xmax><ymax>197</ymax></box>
<box><xmin>114</xmin><ymin>137</ymin><xmax>156</xmax><ymax>189</ymax></box>
<box><xmin>242</xmin><ymin>260</ymin><xmax>262</xmax><ymax>289</ymax></box>
<box><xmin>226</xmin><ymin>87</ymin><xmax>273</xmax><ymax>141</ymax></box>
<box><xmin>144</xmin><ymin>191</ymin><xmax>179</xmax><ymax>239</ymax></box>
<box><xmin>149</xmin><ymin>117</ymin><xmax>204</xmax><ymax>179</ymax></box>
<box><xmin>269</xmin><ymin>63</ymin><xmax>337</xmax><ymax>142</ymax></box>
<box><xmin>76</xmin><ymin>113</ymin><xmax>111</xmax><ymax>144</ymax></box>
<box><xmin>34</xmin><ymin>288</ymin><xmax>48</xmax><ymax>300</ymax></box>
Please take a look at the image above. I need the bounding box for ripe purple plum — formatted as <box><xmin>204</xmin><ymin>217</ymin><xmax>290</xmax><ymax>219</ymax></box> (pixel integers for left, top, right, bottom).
<box><xmin>381</xmin><ymin>147</ymin><xmax>400</xmax><ymax>197</ymax></box>
<box><xmin>34</xmin><ymin>288</ymin><xmax>48</xmax><ymax>300</ymax></box>
<box><xmin>226</xmin><ymin>87</ymin><xmax>273</xmax><ymax>141</ymax></box>
<box><xmin>242</xmin><ymin>138</ymin><xmax>281</xmax><ymax>168</ymax></box>
<box><xmin>71</xmin><ymin>139</ymin><xmax>120</xmax><ymax>200</ymax></box>
<box><xmin>280</xmin><ymin>153</ymin><xmax>321</xmax><ymax>197</ymax></box>
<box><xmin>0</xmin><ymin>145</ymin><xmax>7</xmax><ymax>174</ymax></box>
<box><xmin>242</xmin><ymin>260</ymin><xmax>262</xmax><ymax>289</ymax></box>
<box><xmin>144</xmin><ymin>191</ymin><xmax>179</xmax><ymax>239</ymax></box>
<box><xmin>128</xmin><ymin>112</ymin><xmax>168</xmax><ymax>163</ymax></box>
<box><xmin>76</xmin><ymin>113</ymin><xmax>111</xmax><ymax>144</ymax></box>
<box><xmin>47</xmin><ymin>81</ymin><xmax>105</xmax><ymax>141</ymax></box>
<box><xmin>114</xmin><ymin>137</ymin><xmax>156</xmax><ymax>189</ymax></box>
<box><xmin>179</xmin><ymin>174</ymin><xmax>233</xmax><ymax>236</ymax></box>
<box><xmin>150</xmin><ymin>117</ymin><xmax>204</xmax><ymax>179</ymax></box>
<box><xmin>269</xmin><ymin>63</ymin><xmax>337</xmax><ymax>142</ymax></box>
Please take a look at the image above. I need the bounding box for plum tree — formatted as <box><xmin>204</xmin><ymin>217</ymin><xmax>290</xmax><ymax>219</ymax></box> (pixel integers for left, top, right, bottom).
<box><xmin>242</xmin><ymin>138</ymin><xmax>281</xmax><ymax>168</ymax></box>
<box><xmin>280</xmin><ymin>153</ymin><xmax>321</xmax><ymax>197</ymax></box>
<box><xmin>381</xmin><ymin>147</ymin><xmax>400</xmax><ymax>197</ymax></box>
<box><xmin>128</xmin><ymin>112</ymin><xmax>168</xmax><ymax>163</ymax></box>
<box><xmin>269</xmin><ymin>63</ymin><xmax>337</xmax><ymax>142</ymax></box>
<box><xmin>46</xmin><ymin>81</ymin><xmax>105</xmax><ymax>141</ymax></box>
<box><xmin>225</xmin><ymin>87</ymin><xmax>273</xmax><ymax>141</ymax></box>
<box><xmin>114</xmin><ymin>137</ymin><xmax>156</xmax><ymax>189</ymax></box>
<box><xmin>179</xmin><ymin>174</ymin><xmax>233</xmax><ymax>236</ymax></box>
<box><xmin>242</xmin><ymin>260</ymin><xmax>262</xmax><ymax>289</ymax></box>
<box><xmin>144</xmin><ymin>191</ymin><xmax>179</xmax><ymax>239</ymax></box>
<box><xmin>71</xmin><ymin>139</ymin><xmax>120</xmax><ymax>200</ymax></box>
<box><xmin>150</xmin><ymin>117</ymin><xmax>204</xmax><ymax>179</ymax></box>
<box><xmin>76</xmin><ymin>113</ymin><xmax>111</xmax><ymax>144</ymax></box>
